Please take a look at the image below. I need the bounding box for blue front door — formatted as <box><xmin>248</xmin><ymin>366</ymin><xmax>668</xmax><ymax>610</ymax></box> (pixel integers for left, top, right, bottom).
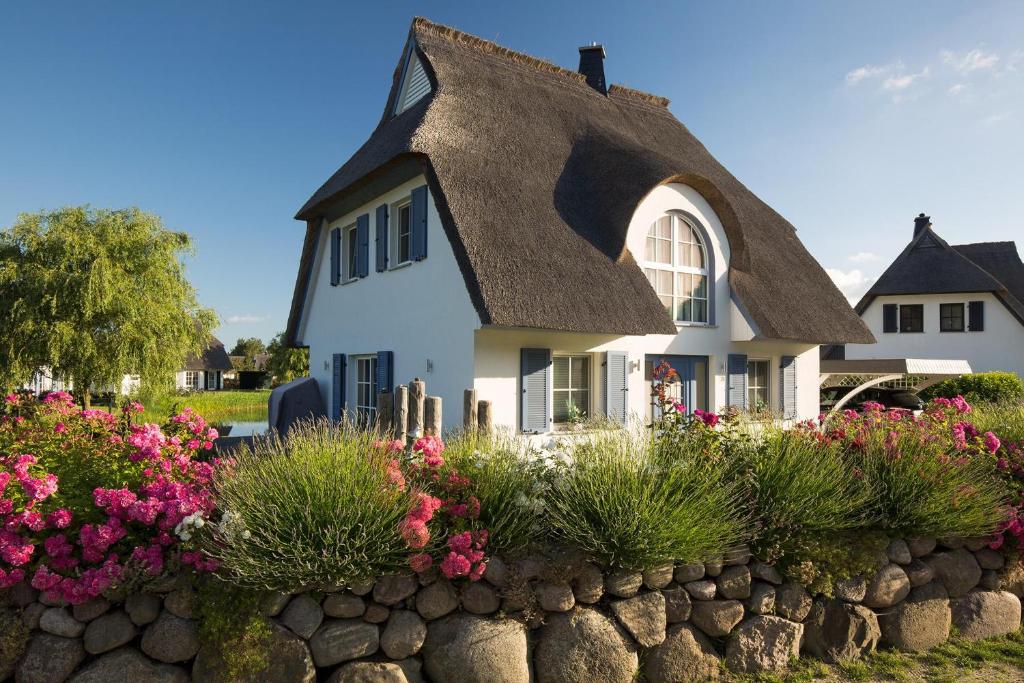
<box><xmin>645</xmin><ymin>354</ymin><xmax>709</xmax><ymax>416</ymax></box>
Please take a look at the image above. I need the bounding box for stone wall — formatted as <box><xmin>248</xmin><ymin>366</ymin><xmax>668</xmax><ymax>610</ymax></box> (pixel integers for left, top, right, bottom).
<box><xmin>3</xmin><ymin>538</ymin><xmax>1023</xmax><ymax>683</ymax></box>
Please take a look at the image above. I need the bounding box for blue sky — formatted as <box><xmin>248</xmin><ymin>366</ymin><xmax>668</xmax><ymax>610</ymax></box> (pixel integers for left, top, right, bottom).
<box><xmin>2</xmin><ymin>1</ymin><xmax>1022</xmax><ymax>345</ymax></box>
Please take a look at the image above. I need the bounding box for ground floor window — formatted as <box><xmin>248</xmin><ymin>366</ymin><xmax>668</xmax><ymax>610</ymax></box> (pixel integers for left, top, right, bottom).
<box><xmin>185</xmin><ymin>371</ymin><xmax>200</xmax><ymax>391</ymax></box>
<box><xmin>553</xmin><ymin>355</ymin><xmax>590</xmax><ymax>424</ymax></box>
<box><xmin>354</xmin><ymin>355</ymin><xmax>378</xmax><ymax>423</ymax></box>
<box><xmin>205</xmin><ymin>371</ymin><xmax>218</xmax><ymax>390</ymax></box>
<box><xmin>747</xmin><ymin>359</ymin><xmax>770</xmax><ymax>411</ymax></box>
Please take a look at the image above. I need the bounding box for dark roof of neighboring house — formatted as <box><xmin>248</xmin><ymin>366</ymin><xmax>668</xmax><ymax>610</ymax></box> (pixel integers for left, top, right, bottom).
<box><xmin>286</xmin><ymin>17</ymin><xmax>873</xmax><ymax>346</ymax></box>
<box><xmin>183</xmin><ymin>338</ymin><xmax>233</xmax><ymax>372</ymax></box>
<box><xmin>856</xmin><ymin>228</ymin><xmax>1024</xmax><ymax>324</ymax></box>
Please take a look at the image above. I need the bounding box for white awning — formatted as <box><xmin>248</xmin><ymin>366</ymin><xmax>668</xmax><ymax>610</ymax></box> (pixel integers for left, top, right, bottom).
<box><xmin>819</xmin><ymin>358</ymin><xmax>972</xmax><ymax>414</ymax></box>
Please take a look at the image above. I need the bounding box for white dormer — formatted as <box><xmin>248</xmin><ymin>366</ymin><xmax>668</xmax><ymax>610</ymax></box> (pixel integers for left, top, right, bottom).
<box><xmin>394</xmin><ymin>47</ymin><xmax>432</xmax><ymax>115</ymax></box>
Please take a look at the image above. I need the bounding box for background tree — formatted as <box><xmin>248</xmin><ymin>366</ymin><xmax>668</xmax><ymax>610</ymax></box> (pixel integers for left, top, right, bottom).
<box><xmin>0</xmin><ymin>206</ymin><xmax>217</xmax><ymax>406</ymax></box>
<box><xmin>229</xmin><ymin>337</ymin><xmax>267</xmax><ymax>371</ymax></box>
<box><xmin>265</xmin><ymin>332</ymin><xmax>308</xmax><ymax>386</ymax></box>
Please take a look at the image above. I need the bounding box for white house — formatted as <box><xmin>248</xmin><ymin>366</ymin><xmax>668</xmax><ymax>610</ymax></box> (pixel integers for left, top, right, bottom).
<box><xmin>285</xmin><ymin>18</ymin><xmax>873</xmax><ymax>433</ymax></box>
<box><xmin>173</xmin><ymin>337</ymin><xmax>232</xmax><ymax>392</ymax></box>
<box><xmin>844</xmin><ymin>214</ymin><xmax>1024</xmax><ymax>377</ymax></box>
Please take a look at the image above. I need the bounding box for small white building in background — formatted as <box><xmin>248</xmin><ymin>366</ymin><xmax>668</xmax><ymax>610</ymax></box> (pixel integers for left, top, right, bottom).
<box><xmin>285</xmin><ymin>18</ymin><xmax>874</xmax><ymax>433</ymax></box>
<box><xmin>842</xmin><ymin>214</ymin><xmax>1024</xmax><ymax>378</ymax></box>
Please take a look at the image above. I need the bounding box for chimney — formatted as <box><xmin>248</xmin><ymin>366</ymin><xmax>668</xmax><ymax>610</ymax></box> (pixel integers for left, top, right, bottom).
<box><xmin>913</xmin><ymin>212</ymin><xmax>931</xmax><ymax>238</ymax></box>
<box><xmin>578</xmin><ymin>43</ymin><xmax>606</xmax><ymax>94</ymax></box>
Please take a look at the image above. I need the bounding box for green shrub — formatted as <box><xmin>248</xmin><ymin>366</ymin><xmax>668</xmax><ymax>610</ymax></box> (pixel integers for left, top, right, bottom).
<box><xmin>779</xmin><ymin>531</ymin><xmax>888</xmax><ymax>597</ymax></box>
<box><xmin>852</xmin><ymin>428</ymin><xmax>1009</xmax><ymax>539</ymax></box>
<box><xmin>544</xmin><ymin>431</ymin><xmax>749</xmax><ymax>570</ymax></box>
<box><xmin>196</xmin><ymin>578</ymin><xmax>271</xmax><ymax>682</ymax></box>
<box><xmin>920</xmin><ymin>372</ymin><xmax>1024</xmax><ymax>405</ymax></box>
<box><xmin>442</xmin><ymin>432</ymin><xmax>545</xmax><ymax>555</ymax></box>
<box><xmin>205</xmin><ymin>420</ymin><xmax>410</xmax><ymax>591</ymax></box>
<box><xmin>739</xmin><ymin>430</ymin><xmax>874</xmax><ymax>562</ymax></box>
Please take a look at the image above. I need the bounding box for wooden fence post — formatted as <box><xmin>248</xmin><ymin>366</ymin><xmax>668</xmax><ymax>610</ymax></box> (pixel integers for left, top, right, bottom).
<box><xmin>463</xmin><ymin>389</ymin><xmax>478</xmax><ymax>432</ymax></box>
<box><xmin>409</xmin><ymin>379</ymin><xmax>426</xmax><ymax>438</ymax></box>
<box><xmin>424</xmin><ymin>396</ymin><xmax>442</xmax><ymax>436</ymax></box>
<box><xmin>477</xmin><ymin>400</ymin><xmax>493</xmax><ymax>436</ymax></box>
<box><xmin>377</xmin><ymin>391</ymin><xmax>393</xmax><ymax>436</ymax></box>
<box><xmin>394</xmin><ymin>385</ymin><xmax>409</xmax><ymax>443</ymax></box>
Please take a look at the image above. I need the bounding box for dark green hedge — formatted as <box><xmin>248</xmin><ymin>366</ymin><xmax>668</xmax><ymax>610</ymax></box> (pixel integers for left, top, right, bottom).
<box><xmin>920</xmin><ymin>371</ymin><xmax>1024</xmax><ymax>404</ymax></box>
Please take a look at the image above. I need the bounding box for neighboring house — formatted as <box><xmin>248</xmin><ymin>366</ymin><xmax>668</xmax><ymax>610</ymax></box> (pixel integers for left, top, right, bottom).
<box><xmin>844</xmin><ymin>214</ymin><xmax>1024</xmax><ymax>377</ymax></box>
<box><xmin>174</xmin><ymin>338</ymin><xmax>233</xmax><ymax>392</ymax></box>
<box><xmin>21</xmin><ymin>369</ymin><xmax>139</xmax><ymax>396</ymax></box>
<box><xmin>284</xmin><ymin>18</ymin><xmax>872</xmax><ymax>433</ymax></box>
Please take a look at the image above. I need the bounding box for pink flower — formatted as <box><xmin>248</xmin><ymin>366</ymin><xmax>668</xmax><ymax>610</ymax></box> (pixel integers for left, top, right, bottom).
<box><xmin>54</xmin><ymin>423</ymin><xmax>67</xmax><ymax>434</ymax></box>
<box><xmin>399</xmin><ymin>518</ymin><xmax>430</xmax><ymax>550</ymax></box>
<box><xmin>413</xmin><ymin>435</ymin><xmax>445</xmax><ymax>467</ymax></box>
<box><xmin>47</xmin><ymin>509</ymin><xmax>72</xmax><ymax>529</ymax></box>
<box><xmin>693</xmin><ymin>409</ymin><xmax>719</xmax><ymax>428</ymax></box>
<box><xmin>409</xmin><ymin>553</ymin><xmax>433</xmax><ymax>573</ymax></box>
<box><xmin>440</xmin><ymin>552</ymin><xmax>472</xmax><ymax>579</ymax></box>
<box><xmin>385</xmin><ymin>459</ymin><xmax>406</xmax><ymax>491</ymax></box>
<box><xmin>984</xmin><ymin>431</ymin><xmax>1001</xmax><ymax>454</ymax></box>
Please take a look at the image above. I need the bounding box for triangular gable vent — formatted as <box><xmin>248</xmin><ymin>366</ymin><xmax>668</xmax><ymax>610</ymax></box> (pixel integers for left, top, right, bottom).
<box><xmin>394</xmin><ymin>48</ymin><xmax>432</xmax><ymax>115</ymax></box>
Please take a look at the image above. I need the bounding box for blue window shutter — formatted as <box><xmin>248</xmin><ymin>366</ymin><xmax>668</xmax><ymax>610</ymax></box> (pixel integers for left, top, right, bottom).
<box><xmin>330</xmin><ymin>228</ymin><xmax>341</xmax><ymax>286</ymax></box>
<box><xmin>604</xmin><ymin>351</ymin><xmax>629</xmax><ymax>425</ymax></box>
<box><xmin>882</xmin><ymin>304</ymin><xmax>898</xmax><ymax>333</ymax></box>
<box><xmin>376</xmin><ymin>351</ymin><xmax>394</xmax><ymax>393</ymax></box>
<box><xmin>727</xmin><ymin>354</ymin><xmax>748</xmax><ymax>410</ymax></box>
<box><xmin>331</xmin><ymin>353</ymin><xmax>346</xmax><ymax>421</ymax></box>
<box><xmin>780</xmin><ymin>355</ymin><xmax>797</xmax><ymax>420</ymax></box>
<box><xmin>375</xmin><ymin>204</ymin><xmax>389</xmax><ymax>272</ymax></box>
<box><xmin>520</xmin><ymin>348</ymin><xmax>551</xmax><ymax>433</ymax></box>
<box><xmin>968</xmin><ymin>300</ymin><xmax>985</xmax><ymax>331</ymax></box>
<box><xmin>410</xmin><ymin>185</ymin><xmax>428</xmax><ymax>261</ymax></box>
<box><xmin>356</xmin><ymin>213</ymin><xmax>370</xmax><ymax>278</ymax></box>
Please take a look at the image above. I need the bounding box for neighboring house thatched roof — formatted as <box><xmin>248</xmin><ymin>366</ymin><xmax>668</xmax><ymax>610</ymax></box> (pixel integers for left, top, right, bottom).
<box><xmin>183</xmin><ymin>338</ymin><xmax>233</xmax><ymax>372</ymax></box>
<box><xmin>856</xmin><ymin>226</ymin><xmax>1024</xmax><ymax>325</ymax></box>
<box><xmin>287</xmin><ymin>17</ymin><xmax>873</xmax><ymax>345</ymax></box>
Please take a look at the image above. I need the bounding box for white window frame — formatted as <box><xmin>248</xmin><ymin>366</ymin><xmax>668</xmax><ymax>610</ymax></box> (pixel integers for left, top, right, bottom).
<box><xmin>643</xmin><ymin>214</ymin><xmax>710</xmax><ymax>325</ymax></box>
<box><xmin>205</xmin><ymin>371</ymin><xmax>217</xmax><ymax>391</ymax></box>
<box><xmin>185</xmin><ymin>371</ymin><xmax>200</xmax><ymax>391</ymax></box>
<box><xmin>343</xmin><ymin>223</ymin><xmax>358</xmax><ymax>282</ymax></box>
<box><xmin>352</xmin><ymin>355</ymin><xmax>378</xmax><ymax>423</ymax></box>
<box><xmin>552</xmin><ymin>354</ymin><xmax>592</xmax><ymax>425</ymax></box>
<box><xmin>391</xmin><ymin>199</ymin><xmax>413</xmax><ymax>268</ymax></box>
<box><xmin>747</xmin><ymin>359</ymin><xmax>770</xmax><ymax>411</ymax></box>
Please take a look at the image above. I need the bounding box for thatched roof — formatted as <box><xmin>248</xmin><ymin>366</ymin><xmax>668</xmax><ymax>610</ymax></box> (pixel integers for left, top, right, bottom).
<box><xmin>287</xmin><ymin>17</ymin><xmax>873</xmax><ymax>345</ymax></box>
<box><xmin>183</xmin><ymin>337</ymin><xmax>233</xmax><ymax>372</ymax></box>
<box><xmin>856</xmin><ymin>228</ymin><xmax>1024</xmax><ymax>324</ymax></box>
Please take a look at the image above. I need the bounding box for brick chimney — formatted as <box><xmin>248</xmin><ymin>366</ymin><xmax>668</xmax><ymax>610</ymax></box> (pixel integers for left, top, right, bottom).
<box><xmin>913</xmin><ymin>213</ymin><xmax>931</xmax><ymax>238</ymax></box>
<box><xmin>578</xmin><ymin>43</ymin><xmax>606</xmax><ymax>94</ymax></box>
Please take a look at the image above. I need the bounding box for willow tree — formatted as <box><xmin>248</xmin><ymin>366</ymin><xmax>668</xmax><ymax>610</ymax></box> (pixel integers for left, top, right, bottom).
<box><xmin>0</xmin><ymin>206</ymin><xmax>217</xmax><ymax>405</ymax></box>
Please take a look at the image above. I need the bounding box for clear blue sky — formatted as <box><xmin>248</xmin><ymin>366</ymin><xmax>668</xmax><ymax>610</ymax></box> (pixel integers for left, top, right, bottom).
<box><xmin>2</xmin><ymin>1</ymin><xmax>1021</xmax><ymax>345</ymax></box>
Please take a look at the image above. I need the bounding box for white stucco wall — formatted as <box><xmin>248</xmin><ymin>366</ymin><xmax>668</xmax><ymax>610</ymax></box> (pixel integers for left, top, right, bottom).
<box><xmin>296</xmin><ymin>175</ymin><xmax>481</xmax><ymax>428</ymax></box>
<box><xmin>847</xmin><ymin>292</ymin><xmax>1024</xmax><ymax>376</ymax></box>
<box><xmin>473</xmin><ymin>183</ymin><xmax>820</xmax><ymax>432</ymax></box>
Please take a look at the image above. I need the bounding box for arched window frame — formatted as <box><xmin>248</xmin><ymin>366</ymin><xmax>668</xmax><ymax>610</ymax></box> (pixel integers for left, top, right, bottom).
<box><xmin>642</xmin><ymin>210</ymin><xmax>716</xmax><ymax>326</ymax></box>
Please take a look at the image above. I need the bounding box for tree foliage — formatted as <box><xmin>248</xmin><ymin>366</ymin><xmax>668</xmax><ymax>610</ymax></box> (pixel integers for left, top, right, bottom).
<box><xmin>265</xmin><ymin>332</ymin><xmax>308</xmax><ymax>386</ymax></box>
<box><xmin>229</xmin><ymin>337</ymin><xmax>267</xmax><ymax>371</ymax></box>
<box><xmin>0</xmin><ymin>206</ymin><xmax>217</xmax><ymax>402</ymax></box>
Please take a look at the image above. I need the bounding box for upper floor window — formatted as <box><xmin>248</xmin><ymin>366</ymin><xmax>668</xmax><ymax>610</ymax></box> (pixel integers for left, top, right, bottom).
<box><xmin>940</xmin><ymin>303</ymin><xmax>964</xmax><ymax>332</ymax></box>
<box><xmin>344</xmin><ymin>224</ymin><xmax>358</xmax><ymax>282</ymax></box>
<box><xmin>394</xmin><ymin>201</ymin><xmax>412</xmax><ymax>266</ymax></box>
<box><xmin>899</xmin><ymin>304</ymin><xmax>924</xmax><ymax>333</ymax></box>
<box><xmin>643</xmin><ymin>214</ymin><xmax>709</xmax><ymax>324</ymax></box>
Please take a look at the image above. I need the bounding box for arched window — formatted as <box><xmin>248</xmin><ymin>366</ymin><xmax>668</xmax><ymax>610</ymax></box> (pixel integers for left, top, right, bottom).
<box><xmin>643</xmin><ymin>213</ymin><xmax>710</xmax><ymax>324</ymax></box>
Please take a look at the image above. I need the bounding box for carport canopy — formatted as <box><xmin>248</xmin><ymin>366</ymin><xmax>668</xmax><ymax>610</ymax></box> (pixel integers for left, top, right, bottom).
<box><xmin>819</xmin><ymin>358</ymin><xmax>973</xmax><ymax>414</ymax></box>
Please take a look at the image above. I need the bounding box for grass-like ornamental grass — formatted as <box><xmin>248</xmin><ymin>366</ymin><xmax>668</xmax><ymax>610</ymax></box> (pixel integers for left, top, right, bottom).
<box><xmin>544</xmin><ymin>432</ymin><xmax>748</xmax><ymax>570</ymax></box>
<box><xmin>972</xmin><ymin>401</ymin><xmax>1024</xmax><ymax>446</ymax></box>
<box><xmin>205</xmin><ymin>420</ymin><xmax>410</xmax><ymax>592</ymax></box>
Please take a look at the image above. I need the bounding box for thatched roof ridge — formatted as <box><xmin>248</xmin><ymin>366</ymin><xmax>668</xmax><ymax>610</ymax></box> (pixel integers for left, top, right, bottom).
<box><xmin>286</xmin><ymin>17</ymin><xmax>873</xmax><ymax>345</ymax></box>
<box><xmin>183</xmin><ymin>337</ymin><xmax>233</xmax><ymax>372</ymax></box>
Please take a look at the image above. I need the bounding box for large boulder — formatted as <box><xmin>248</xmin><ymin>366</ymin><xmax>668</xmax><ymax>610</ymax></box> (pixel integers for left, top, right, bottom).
<box><xmin>664</xmin><ymin>586</ymin><xmax>693</xmax><ymax>623</ymax></box>
<box><xmin>308</xmin><ymin>619</ymin><xmax>379</xmax><ymax>668</ymax></box>
<box><xmin>192</xmin><ymin>623</ymin><xmax>315</xmax><ymax>683</ymax></box>
<box><xmin>15</xmin><ymin>634</ymin><xmax>85</xmax><ymax>683</ymax></box>
<box><xmin>726</xmin><ymin>616</ymin><xmax>803</xmax><ymax>674</ymax></box>
<box><xmin>327</xmin><ymin>661</ymin><xmax>409</xmax><ymax>683</ymax></box>
<box><xmin>423</xmin><ymin>613</ymin><xmax>529</xmax><ymax>683</ymax></box>
<box><xmin>774</xmin><ymin>583</ymin><xmax>812</xmax><ymax>622</ymax></box>
<box><xmin>878</xmin><ymin>583</ymin><xmax>951</xmax><ymax>651</ymax></box>
<box><xmin>69</xmin><ymin>648</ymin><xmax>189</xmax><ymax>683</ymax></box>
<box><xmin>716</xmin><ymin>566</ymin><xmax>752</xmax><ymax>600</ymax></box>
<box><xmin>140</xmin><ymin>612</ymin><xmax>200</xmax><ymax>663</ymax></box>
<box><xmin>279</xmin><ymin>594</ymin><xmax>324</xmax><ymax>639</ymax></box>
<box><xmin>83</xmin><ymin>611</ymin><xmax>137</xmax><ymax>654</ymax></box>
<box><xmin>690</xmin><ymin>600</ymin><xmax>745</xmax><ymax>637</ymax></box>
<box><xmin>862</xmin><ymin>564</ymin><xmax>911</xmax><ymax>609</ymax></box>
<box><xmin>643</xmin><ymin>623</ymin><xmax>720</xmax><ymax>682</ymax></box>
<box><xmin>461</xmin><ymin>582</ymin><xmax>501</xmax><ymax>615</ymax></box>
<box><xmin>39</xmin><ymin>607</ymin><xmax>85</xmax><ymax>638</ymax></box>
<box><xmin>381</xmin><ymin>610</ymin><xmax>427</xmax><ymax>659</ymax></box>
<box><xmin>950</xmin><ymin>590</ymin><xmax>1022</xmax><ymax>641</ymax></box>
<box><xmin>926</xmin><ymin>549</ymin><xmax>982</xmax><ymax>597</ymax></box>
<box><xmin>535</xmin><ymin>607</ymin><xmax>637</xmax><ymax>683</ymax></box>
<box><xmin>609</xmin><ymin>591</ymin><xmax>666</xmax><ymax>647</ymax></box>
<box><xmin>415</xmin><ymin>580</ymin><xmax>458</xmax><ymax>620</ymax></box>
<box><xmin>802</xmin><ymin>599</ymin><xmax>880</xmax><ymax>663</ymax></box>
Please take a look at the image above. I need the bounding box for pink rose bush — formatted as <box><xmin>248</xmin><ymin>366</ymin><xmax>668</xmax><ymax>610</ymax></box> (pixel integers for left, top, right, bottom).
<box><xmin>0</xmin><ymin>392</ymin><xmax>220</xmax><ymax>603</ymax></box>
